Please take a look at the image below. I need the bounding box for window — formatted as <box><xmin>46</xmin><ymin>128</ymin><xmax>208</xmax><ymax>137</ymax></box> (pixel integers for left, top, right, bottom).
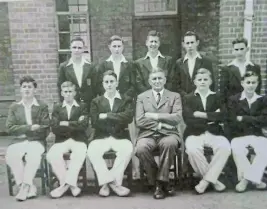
<box><xmin>56</xmin><ymin>0</ymin><xmax>91</xmax><ymax>64</ymax></box>
<box><xmin>134</xmin><ymin>0</ymin><xmax>178</xmax><ymax>16</ymax></box>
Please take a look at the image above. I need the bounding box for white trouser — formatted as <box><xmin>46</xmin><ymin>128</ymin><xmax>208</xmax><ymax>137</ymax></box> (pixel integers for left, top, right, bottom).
<box><xmin>47</xmin><ymin>138</ymin><xmax>87</xmax><ymax>187</ymax></box>
<box><xmin>87</xmin><ymin>136</ymin><xmax>133</xmax><ymax>186</ymax></box>
<box><xmin>186</xmin><ymin>132</ymin><xmax>231</xmax><ymax>184</ymax></box>
<box><xmin>231</xmin><ymin>135</ymin><xmax>267</xmax><ymax>184</ymax></box>
<box><xmin>5</xmin><ymin>140</ymin><xmax>45</xmax><ymax>186</ymax></box>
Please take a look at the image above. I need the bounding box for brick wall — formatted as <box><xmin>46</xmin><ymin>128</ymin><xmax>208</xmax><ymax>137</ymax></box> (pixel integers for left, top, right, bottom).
<box><xmin>219</xmin><ymin>0</ymin><xmax>267</xmax><ymax>93</ymax></box>
<box><xmin>89</xmin><ymin>0</ymin><xmax>133</xmax><ymax>63</ymax></box>
<box><xmin>8</xmin><ymin>0</ymin><xmax>58</xmax><ymax>109</ymax></box>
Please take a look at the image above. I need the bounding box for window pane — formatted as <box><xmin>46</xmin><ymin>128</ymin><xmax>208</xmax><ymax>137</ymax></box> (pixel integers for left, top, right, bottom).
<box><xmin>69</xmin><ymin>5</ymin><xmax>79</xmax><ymax>12</ymax></box>
<box><xmin>58</xmin><ymin>15</ymin><xmax>70</xmax><ymax>32</ymax></box>
<box><xmin>135</xmin><ymin>0</ymin><xmax>177</xmax><ymax>14</ymax></box>
<box><xmin>68</xmin><ymin>0</ymin><xmax>78</xmax><ymax>5</ymax></box>
<box><xmin>78</xmin><ymin>0</ymin><xmax>88</xmax><ymax>4</ymax></box>
<box><xmin>59</xmin><ymin>33</ymin><xmax>70</xmax><ymax>49</ymax></box>
<box><xmin>78</xmin><ymin>5</ymin><xmax>88</xmax><ymax>12</ymax></box>
<box><xmin>56</xmin><ymin>0</ymin><xmax>69</xmax><ymax>11</ymax></box>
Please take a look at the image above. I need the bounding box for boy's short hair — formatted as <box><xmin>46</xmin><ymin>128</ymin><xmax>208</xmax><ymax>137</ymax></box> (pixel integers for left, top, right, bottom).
<box><xmin>20</xmin><ymin>76</ymin><xmax>37</xmax><ymax>88</ymax></box>
<box><xmin>147</xmin><ymin>30</ymin><xmax>161</xmax><ymax>40</ymax></box>
<box><xmin>241</xmin><ymin>70</ymin><xmax>259</xmax><ymax>81</ymax></box>
<box><xmin>193</xmin><ymin>68</ymin><xmax>212</xmax><ymax>81</ymax></box>
<box><xmin>70</xmin><ymin>37</ymin><xmax>85</xmax><ymax>45</ymax></box>
<box><xmin>183</xmin><ymin>31</ymin><xmax>199</xmax><ymax>42</ymax></box>
<box><xmin>232</xmin><ymin>37</ymin><xmax>248</xmax><ymax>47</ymax></box>
<box><xmin>103</xmin><ymin>70</ymin><xmax>118</xmax><ymax>81</ymax></box>
<box><xmin>61</xmin><ymin>81</ymin><xmax>76</xmax><ymax>90</ymax></box>
<box><xmin>149</xmin><ymin>67</ymin><xmax>166</xmax><ymax>77</ymax></box>
<box><xmin>108</xmin><ymin>35</ymin><xmax>124</xmax><ymax>45</ymax></box>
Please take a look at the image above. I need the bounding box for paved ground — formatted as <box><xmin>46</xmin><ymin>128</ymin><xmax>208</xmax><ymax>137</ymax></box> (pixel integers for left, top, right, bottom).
<box><xmin>0</xmin><ymin>137</ymin><xmax>267</xmax><ymax>209</ymax></box>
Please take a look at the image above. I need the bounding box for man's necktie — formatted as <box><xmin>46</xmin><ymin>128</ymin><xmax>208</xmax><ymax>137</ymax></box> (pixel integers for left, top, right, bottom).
<box><xmin>156</xmin><ymin>92</ymin><xmax>161</xmax><ymax>105</ymax></box>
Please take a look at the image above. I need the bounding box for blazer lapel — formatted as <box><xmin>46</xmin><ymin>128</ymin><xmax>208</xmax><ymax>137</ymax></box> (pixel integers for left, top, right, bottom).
<box><xmin>192</xmin><ymin>57</ymin><xmax>202</xmax><ymax>78</ymax></box>
<box><xmin>112</xmin><ymin>98</ymin><xmax>123</xmax><ymax>113</ymax></box>
<box><xmin>102</xmin><ymin>97</ymin><xmax>112</xmax><ymax>112</ymax></box>
<box><xmin>118</xmin><ymin>62</ymin><xmax>126</xmax><ymax>82</ymax></box>
<box><xmin>240</xmin><ymin>99</ymin><xmax>250</xmax><ymax>113</ymax></box>
<box><xmin>81</xmin><ymin>63</ymin><xmax>90</xmax><ymax>86</ymax></box>
<box><xmin>17</xmin><ymin>105</ymin><xmax>27</xmax><ymax>124</ymax></box>
<box><xmin>31</xmin><ymin>105</ymin><xmax>39</xmax><ymax>124</ymax></box>
<box><xmin>230</xmin><ymin>65</ymin><xmax>241</xmax><ymax>82</ymax></box>
<box><xmin>143</xmin><ymin>58</ymin><xmax>152</xmax><ymax>71</ymax></box>
<box><xmin>158</xmin><ymin>90</ymin><xmax>169</xmax><ymax>109</ymax></box>
<box><xmin>147</xmin><ymin>91</ymin><xmax>158</xmax><ymax>109</ymax></box>
<box><xmin>182</xmin><ymin>59</ymin><xmax>190</xmax><ymax>79</ymax></box>
<box><xmin>66</xmin><ymin>65</ymin><xmax>79</xmax><ymax>86</ymax></box>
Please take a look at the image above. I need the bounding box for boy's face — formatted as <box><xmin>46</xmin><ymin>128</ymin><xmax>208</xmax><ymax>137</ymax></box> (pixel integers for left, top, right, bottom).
<box><xmin>232</xmin><ymin>43</ymin><xmax>248</xmax><ymax>59</ymax></box>
<box><xmin>183</xmin><ymin>35</ymin><xmax>199</xmax><ymax>54</ymax></box>
<box><xmin>20</xmin><ymin>82</ymin><xmax>35</xmax><ymax>99</ymax></box>
<box><xmin>103</xmin><ymin>75</ymin><xmax>118</xmax><ymax>93</ymax></box>
<box><xmin>70</xmin><ymin>40</ymin><xmax>84</xmax><ymax>58</ymax></box>
<box><xmin>241</xmin><ymin>75</ymin><xmax>258</xmax><ymax>94</ymax></box>
<box><xmin>109</xmin><ymin>40</ymin><xmax>124</xmax><ymax>55</ymax></box>
<box><xmin>61</xmin><ymin>86</ymin><xmax>76</xmax><ymax>103</ymax></box>
<box><xmin>194</xmin><ymin>73</ymin><xmax>212</xmax><ymax>90</ymax></box>
<box><xmin>146</xmin><ymin>36</ymin><xmax>160</xmax><ymax>53</ymax></box>
<box><xmin>148</xmin><ymin>71</ymin><xmax>166</xmax><ymax>92</ymax></box>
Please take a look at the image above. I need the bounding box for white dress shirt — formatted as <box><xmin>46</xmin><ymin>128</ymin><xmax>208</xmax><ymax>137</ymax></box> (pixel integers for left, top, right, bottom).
<box><xmin>194</xmin><ymin>89</ymin><xmax>216</xmax><ymax>111</ymax></box>
<box><xmin>104</xmin><ymin>91</ymin><xmax>122</xmax><ymax>111</ymax></box>
<box><xmin>144</xmin><ymin>51</ymin><xmax>165</xmax><ymax>69</ymax></box>
<box><xmin>66</xmin><ymin>57</ymin><xmax>90</xmax><ymax>87</ymax></box>
<box><xmin>17</xmin><ymin>97</ymin><xmax>40</xmax><ymax>125</ymax></box>
<box><xmin>239</xmin><ymin>91</ymin><xmax>262</xmax><ymax>109</ymax></box>
<box><xmin>106</xmin><ymin>55</ymin><xmax>128</xmax><ymax>80</ymax></box>
<box><xmin>62</xmin><ymin>100</ymin><xmax>80</xmax><ymax>120</ymax></box>
<box><xmin>183</xmin><ymin>52</ymin><xmax>202</xmax><ymax>78</ymax></box>
<box><xmin>227</xmin><ymin>59</ymin><xmax>254</xmax><ymax>77</ymax></box>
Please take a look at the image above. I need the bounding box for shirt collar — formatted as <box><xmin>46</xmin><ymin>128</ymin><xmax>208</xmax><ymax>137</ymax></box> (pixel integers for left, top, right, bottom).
<box><xmin>194</xmin><ymin>89</ymin><xmax>216</xmax><ymax>97</ymax></box>
<box><xmin>106</xmin><ymin>55</ymin><xmax>128</xmax><ymax>63</ymax></box>
<box><xmin>144</xmin><ymin>51</ymin><xmax>165</xmax><ymax>60</ymax></box>
<box><xmin>104</xmin><ymin>90</ymin><xmax>122</xmax><ymax>100</ymax></box>
<box><xmin>62</xmin><ymin>99</ymin><xmax>80</xmax><ymax>107</ymax></box>
<box><xmin>152</xmin><ymin>89</ymin><xmax>164</xmax><ymax>98</ymax></box>
<box><xmin>17</xmin><ymin>97</ymin><xmax>39</xmax><ymax>107</ymax></box>
<box><xmin>66</xmin><ymin>57</ymin><xmax>90</xmax><ymax>66</ymax></box>
<box><xmin>239</xmin><ymin>91</ymin><xmax>262</xmax><ymax>102</ymax></box>
<box><xmin>227</xmin><ymin>59</ymin><xmax>254</xmax><ymax>67</ymax></box>
<box><xmin>183</xmin><ymin>52</ymin><xmax>202</xmax><ymax>63</ymax></box>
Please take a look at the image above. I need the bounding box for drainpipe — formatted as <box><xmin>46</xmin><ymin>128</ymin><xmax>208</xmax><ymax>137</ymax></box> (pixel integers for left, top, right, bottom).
<box><xmin>243</xmin><ymin>0</ymin><xmax>254</xmax><ymax>60</ymax></box>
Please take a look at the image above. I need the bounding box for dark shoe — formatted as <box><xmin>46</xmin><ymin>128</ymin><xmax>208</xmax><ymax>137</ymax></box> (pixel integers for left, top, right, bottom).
<box><xmin>164</xmin><ymin>184</ymin><xmax>176</xmax><ymax>196</ymax></box>
<box><xmin>153</xmin><ymin>186</ymin><xmax>165</xmax><ymax>199</ymax></box>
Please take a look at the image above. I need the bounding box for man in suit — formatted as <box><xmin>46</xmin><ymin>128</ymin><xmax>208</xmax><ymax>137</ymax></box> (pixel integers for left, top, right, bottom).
<box><xmin>95</xmin><ymin>35</ymin><xmax>135</xmax><ymax>98</ymax></box>
<box><xmin>87</xmin><ymin>70</ymin><xmax>133</xmax><ymax>197</ymax></box>
<box><xmin>171</xmin><ymin>31</ymin><xmax>214</xmax><ymax>97</ymax></box>
<box><xmin>227</xmin><ymin>71</ymin><xmax>267</xmax><ymax>192</ymax></box>
<box><xmin>135</xmin><ymin>67</ymin><xmax>182</xmax><ymax>199</ymax></box>
<box><xmin>183</xmin><ymin>68</ymin><xmax>231</xmax><ymax>194</ymax></box>
<box><xmin>57</xmin><ymin>37</ymin><xmax>97</xmax><ymax>111</ymax></box>
<box><xmin>5</xmin><ymin>76</ymin><xmax>50</xmax><ymax>201</ymax></box>
<box><xmin>220</xmin><ymin>37</ymin><xmax>262</xmax><ymax>103</ymax></box>
<box><xmin>135</xmin><ymin>30</ymin><xmax>175</xmax><ymax>94</ymax></box>
<box><xmin>47</xmin><ymin>81</ymin><xmax>88</xmax><ymax>198</ymax></box>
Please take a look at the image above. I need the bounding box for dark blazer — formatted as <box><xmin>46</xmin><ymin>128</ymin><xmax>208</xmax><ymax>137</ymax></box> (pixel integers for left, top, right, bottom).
<box><xmin>57</xmin><ymin>59</ymin><xmax>97</xmax><ymax>111</ymax></box>
<box><xmin>171</xmin><ymin>55</ymin><xmax>214</xmax><ymax>97</ymax></box>
<box><xmin>136</xmin><ymin>89</ymin><xmax>182</xmax><ymax>141</ymax></box>
<box><xmin>220</xmin><ymin>62</ymin><xmax>262</xmax><ymax>103</ymax></box>
<box><xmin>183</xmin><ymin>92</ymin><xmax>225</xmax><ymax>140</ymax></box>
<box><xmin>51</xmin><ymin>102</ymin><xmax>88</xmax><ymax>143</ymax></box>
<box><xmin>90</xmin><ymin>95</ymin><xmax>133</xmax><ymax>140</ymax></box>
<box><xmin>96</xmin><ymin>60</ymin><xmax>135</xmax><ymax>98</ymax></box>
<box><xmin>6</xmin><ymin>100</ymin><xmax>50</xmax><ymax>144</ymax></box>
<box><xmin>135</xmin><ymin>55</ymin><xmax>175</xmax><ymax>94</ymax></box>
<box><xmin>225</xmin><ymin>93</ymin><xmax>267</xmax><ymax>139</ymax></box>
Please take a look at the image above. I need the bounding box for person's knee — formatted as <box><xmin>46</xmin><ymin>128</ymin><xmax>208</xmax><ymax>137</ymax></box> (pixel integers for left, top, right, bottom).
<box><xmin>46</xmin><ymin>147</ymin><xmax>61</xmax><ymax>163</ymax></box>
<box><xmin>135</xmin><ymin>140</ymin><xmax>150</xmax><ymax>156</ymax></box>
<box><xmin>87</xmin><ymin>141</ymin><xmax>100</xmax><ymax>158</ymax></box>
<box><xmin>5</xmin><ymin>146</ymin><xmax>19</xmax><ymax>165</ymax></box>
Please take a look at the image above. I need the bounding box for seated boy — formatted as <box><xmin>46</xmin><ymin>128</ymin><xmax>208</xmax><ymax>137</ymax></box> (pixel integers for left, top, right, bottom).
<box><xmin>47</xmin><ymin>81</ymin><xmax>88</xmax><ymax>198</ymax></box>
<box><xmin>87</xmin><ymin>70</ymin><xmax>133</xmax><ymax>197</ymax></box>
<box><xmin>183</xmin><ymin>68</ymin><xmax>231</xmax><ymax>194</ymax></box>
<box><xmin>227</xmin><ymin>71</ymin><xmax>267</xmax><ymax>192</ymax></box>
<box><xmin>5</xmin><ymin>76</ymin><xmax>50</xmax><ymax>201</ymax></box>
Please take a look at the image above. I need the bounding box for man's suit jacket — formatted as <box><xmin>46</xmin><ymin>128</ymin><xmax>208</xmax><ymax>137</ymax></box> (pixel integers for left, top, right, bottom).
<box><xmin>135</xmin><ymin>55</ymin><xmax>175</xmax><ymax>94</ymax></box>
<box><xmin>90</xmin><ymin>95</ymin><xmax>133</xmax><ymax>140</ymax></box>
<box><xmin>183</xmin><ymin>92</ymin><xmax>226</xmax><ymax>140</ymax></box>
<box><xmin>225</xmin><ymin>93</ymin><xmax>267</xmax><ymax>139</ymax></box>
<box><xmin>172</xmin><ymin>55</ymin><xmax>214</xmax><ymax>97</ymax></box>
<box><xmin>57</xmin><ymin>60</ymin><xmax>97</xmax><ymax>110</ymax></box>
<box><xmin>51</xmin><ymin>102</ymin><xmax>88</xmax><ymax>143</ymax></box>
<box><xmin>6</xmin><ymin>100</ymin><xmax>50</xmax><ymax>144</ymax></box>
<box><xmin>96</xmin><ymin>60</ymin><xmax>135</xmax><ymax>98</ymax></box>
<box><xmin>220</xmin><ymin>63</ymin><xmax>262</xmax><ymax>103</ymax></box>
<box><xmin>136</xmin><ymin>89</ymin><xmax>182</xmax><ymax>141</ymax></box>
